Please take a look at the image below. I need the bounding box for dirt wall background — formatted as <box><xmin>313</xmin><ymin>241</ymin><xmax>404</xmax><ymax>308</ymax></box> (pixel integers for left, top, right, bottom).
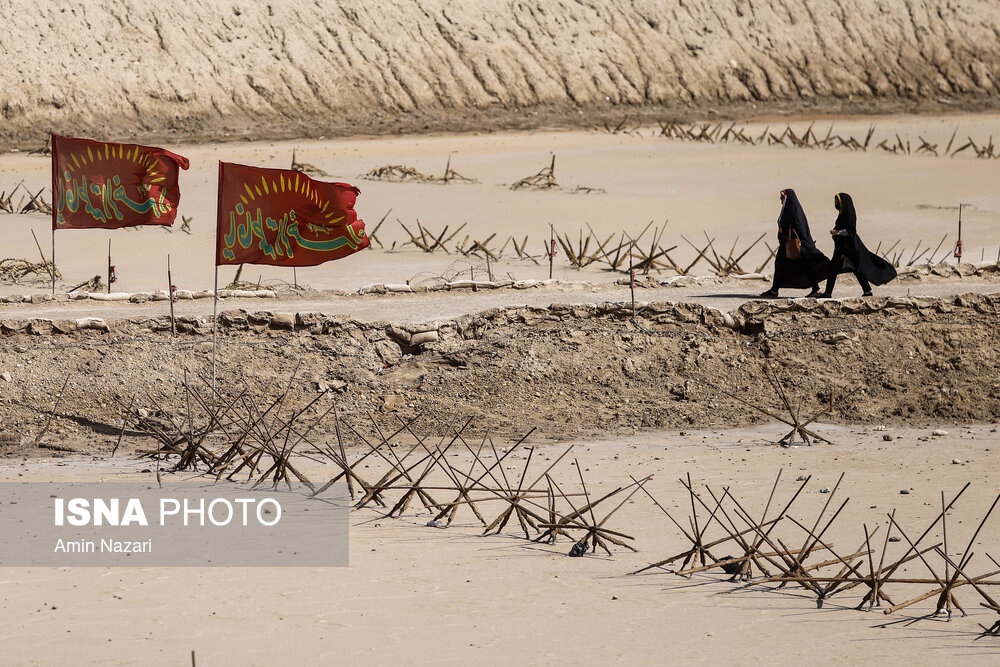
<box><xmin>1</xmin><ymin>294</ymin><xmax>999</xmax><ymax>456</ymax></box>
<box><xmin>4</xmin><ymin>1</ymin><xmax>1000</xmax><ymax>146</ymax></box>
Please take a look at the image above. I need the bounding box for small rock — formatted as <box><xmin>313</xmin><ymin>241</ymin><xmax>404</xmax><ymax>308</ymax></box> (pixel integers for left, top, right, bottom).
<box><xmin>882</xmin><ymin>434</ymin><xmax>894</xmax><ymax>442</ymax></box>
<box><xmin>426</xmin><ymin>519</ymin><xmax>445</xmax><ymax>528</ymax></box>
<box><xmin>888</xmin><ymin>536</ymin><xmax>901</xmax><ymax>543</ymax></box>
<box><xmin>383</xmin><ymin>394</ymin><xmax>406</xmax><ymax>410</ymax></box>
<box><xmin>819</xmin><ymin>488</ymin><xmax>830</xmax><ymax>493</ymax></box>
<box><xmin>796</xmin><ymin>475</ymin><xmax>808</xmax><ymax>481</ymax></box>
<box><xmin>899</xmin><ymin>489</ymin><xmax>911</xmax><ymax>495</ymax></box>
<box><xmin>270</xmin><ymin>313</ymin><xmax>295</xmax><ymax>330</ymax></box>
<box><xmin>0</xmin><ymin>371</ymin><xmax>11</xmax><ymax>383</ymax></box>
<box><xmin>952</xmin><ymin>458</ymin><xmax>963</xmax><ymax>465</ymax></box>
<box><xmin>932</xmin><ymin>429</ymin><xmax>949</xmax><ymax>436</ymax></box>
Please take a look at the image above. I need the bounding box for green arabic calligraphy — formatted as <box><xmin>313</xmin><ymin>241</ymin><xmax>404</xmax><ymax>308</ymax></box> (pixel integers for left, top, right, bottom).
<box><xmin>220</xmin><ymin>203</ymin><xmax>362</xmax><ymax>262</ymax></box>
<box><xmin>55</xmin><ymin>172</ymin><xmax>173</xmax><ymax>226</ymax></box>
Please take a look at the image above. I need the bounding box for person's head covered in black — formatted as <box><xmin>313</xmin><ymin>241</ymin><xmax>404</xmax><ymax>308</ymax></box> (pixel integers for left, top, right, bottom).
<box><xmin>778</xmin><ymin>188</ymin><xmax>807</xmax><ymax>232</ymax></box>
<box><xmin>834</xmin><ymin>192</ymin><xmax>857</xmax><ymax>232</ymax></box>
<box><xmin>776</xmin><ymin>187</ymin><xmax>819</xmax><ymax>253</ymax></box>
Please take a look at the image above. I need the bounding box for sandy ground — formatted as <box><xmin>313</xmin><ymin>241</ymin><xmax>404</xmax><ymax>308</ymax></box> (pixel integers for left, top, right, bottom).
<box><xmin>0</xmin><ymin>279</ymin><xmax>999</xmax><ymax>326</ymax></box>
<box><xmin>2</xmin><ymin>115</ymin><xmax>1000</xmax><ymax>297</ymax></box>
<box><xmin>1</xmin><ymin>122</ymin><xmax>999</xmax><ymax>665</ymax></box>
<box><xmin>0</xmin><ymin>425</ymin><xmax>998</xmax><ymax>666</ymax></box>
<box><xmin>4</xmin><ymin>3</ymin><xmax>1000</xmax><ymax>662</ymax></box>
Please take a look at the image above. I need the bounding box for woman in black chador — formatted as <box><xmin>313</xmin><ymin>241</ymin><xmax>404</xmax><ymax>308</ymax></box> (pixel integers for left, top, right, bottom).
<box><xmin>819</xmin><ymin>193</ymin><xmax>897</xmax><ymax>298</ymax></box>
<box><xmin>760</xmin><ymin>188</ymin><xmax>829</xmax><ymax>298</ymax></box>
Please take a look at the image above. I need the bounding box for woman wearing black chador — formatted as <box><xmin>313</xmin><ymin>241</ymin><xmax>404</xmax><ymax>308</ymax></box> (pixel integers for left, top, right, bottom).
<box><xmin>760</xmin><ymin>188</ymin><xmax>830</xmax><ymax>298</ymax></box>
<box><xmin>819</xmin><ymin>193</ymin><xmax>897</xmax><ymax>298</ymax></box>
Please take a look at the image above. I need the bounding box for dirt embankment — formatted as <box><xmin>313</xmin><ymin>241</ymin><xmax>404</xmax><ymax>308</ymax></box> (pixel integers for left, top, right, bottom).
<box><xmin>0</xmin><ymin>294</ymin><xmax>998</xmax><ymax>456</ymax></box>
<box><xmin>4</xmin><ymin>1</ymin><xmax>1000</xmax><ymax>147</ymax></box>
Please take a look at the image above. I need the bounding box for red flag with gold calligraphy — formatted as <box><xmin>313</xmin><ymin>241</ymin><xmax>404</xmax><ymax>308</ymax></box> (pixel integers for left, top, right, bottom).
<box><xmin>215</xmin><ymin>161</ymin><xmax>368</xmax><ymax>267</ymax></box>
<box><xmin>51</xmin><ymin>134</ymin><xmax>189</xmax><ymax>230</ymax></box>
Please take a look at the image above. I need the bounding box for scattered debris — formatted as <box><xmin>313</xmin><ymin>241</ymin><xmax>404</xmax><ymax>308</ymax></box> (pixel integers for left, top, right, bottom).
<box><xmin>511</xmin><ymin>155</ymin><xmax>559</xmax><ymax>190</ymax></box>
<box><xmin>0</xmin><ymin>258</ymin><xmax>60</xmax><ymax>284</ymax></box>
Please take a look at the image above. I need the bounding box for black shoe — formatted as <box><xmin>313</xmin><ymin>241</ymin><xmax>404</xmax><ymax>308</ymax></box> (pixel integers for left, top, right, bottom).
<box><xmin>818</xmin><ymin>291</ymin><xmax>833</xmax><ymax>299</ymax></box>
<box><xmin>759</xmin><ymin>289</ymin><xmax>779</xmax><ymax>298</ymax></box>
<box><xmin>805</xmin><ymin>289</ymin><xmax>821</xmax><ymax>298</ymax></box>
<box><xmin>862</xmin><ymin>290</ymin><xmax>873</xmax><ymax>297</ymax></box>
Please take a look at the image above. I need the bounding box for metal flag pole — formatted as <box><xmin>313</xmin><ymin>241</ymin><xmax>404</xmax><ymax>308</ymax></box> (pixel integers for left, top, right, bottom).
<box><xmin>107</xmin><ymin>238</ymin><xmax>112</xmax><ymax>293</ymax></box>
<box><xmin>212</xmin><ymin>265</ymin><xmax>219</xmax><ymax>399</ymax></box>
<box><xmin>50</xmin><ymin>132</ymin><xmax>56</xmax><ymax>296</ymax></box>
<box><xmin>213</xmin><ymin>160</ymin><xmax>223</xmax><ymax>406</ymax></box>
<box><xmin>50</xmin><ymin>228</ymin><xmax>55</xmax><ymax>296</ymax></box>
<box><xmin>167</xmin><ymin>255</ymin><xmax>176</xmax><ymax>336</ymax></box>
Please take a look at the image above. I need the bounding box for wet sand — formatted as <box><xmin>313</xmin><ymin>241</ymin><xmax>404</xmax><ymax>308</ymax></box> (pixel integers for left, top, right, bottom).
<box><xmin>1</xmin><ymin>115</ymin><xmax>999</xmax><ymax>296</ymax></box>
<box><xmin>1</xmin><ymin>425</ymin><xmax>998</xmax><ymax>665</ymax></box>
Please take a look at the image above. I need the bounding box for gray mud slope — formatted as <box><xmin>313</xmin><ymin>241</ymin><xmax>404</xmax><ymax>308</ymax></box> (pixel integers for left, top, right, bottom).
<box><xmin>4</xmin><ymin>1</ymin><xmax>1000</xmax><ymax>143</ymax></box>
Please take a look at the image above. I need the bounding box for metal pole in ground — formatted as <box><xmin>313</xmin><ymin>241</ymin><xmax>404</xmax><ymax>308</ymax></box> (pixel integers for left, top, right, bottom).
<box><xmin>167</xmin><ymin>255</ymin><xmax>176</xmax><ymax>337</ymax></box>
<box><xmin>50</xmin><ymin>228</ymin><xmax>56</xmax><ymax>295</ymax></box>
<box><xmin>212</xmin><ymin>265</ymin><xmax>219</xmax><ymax>401</ymax></box>
<box><xmin>549</xmin><ymin>223</ymin><xmax>554</xmax><ymax>280</ymax></box>
<box><xmin>954</xmin><ymin>203</ymin><xmax>963</xmax><ymax>263</ymax></box>
<box><xmin>629</xmin><ymin>248</ymin><xmax>636</xmax><ymax>321</ymax></box>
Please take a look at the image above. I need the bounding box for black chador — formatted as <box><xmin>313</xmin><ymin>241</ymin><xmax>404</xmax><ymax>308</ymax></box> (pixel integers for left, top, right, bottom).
<box><xmin>820</xmin><ymin>193</ymin><xmax>897</xmax><ymax>297</ymax></box>
<box><xmin>761</xmin><ymin>188</ymin><xmax>830</xmax><ymax>298</ymax></box>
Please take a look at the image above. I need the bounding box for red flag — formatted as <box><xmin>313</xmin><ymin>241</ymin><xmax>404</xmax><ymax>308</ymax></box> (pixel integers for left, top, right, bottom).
<box><xmin>51</xmin><ymin>134</ymin><xmax>189</xmax><ymax>230</ymax></box>
<box><xmin>216</xmin><ymin>161</ymin><xmax>368</xmax><ymax>267</ymax></box>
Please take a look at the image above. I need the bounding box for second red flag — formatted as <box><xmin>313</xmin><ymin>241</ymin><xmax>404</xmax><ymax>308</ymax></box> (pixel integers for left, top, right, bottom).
<box><xmin>216</xmin><ymin>162</ymin><xmax>368</xmax><ymax>267</ymax></box>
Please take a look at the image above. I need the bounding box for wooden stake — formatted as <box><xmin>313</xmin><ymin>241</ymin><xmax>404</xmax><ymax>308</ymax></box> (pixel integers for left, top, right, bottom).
<box><xmin>30</xmin><ymin>228</ymin><xmax>47</xmax><ymax>264</ymax></box>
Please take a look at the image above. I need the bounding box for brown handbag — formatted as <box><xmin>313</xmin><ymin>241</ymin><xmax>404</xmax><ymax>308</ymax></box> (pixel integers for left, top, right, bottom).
<box><xmin>785</xmin><ymin>227</ymin><xmax>802</xmax><ymax>259</ymax></box>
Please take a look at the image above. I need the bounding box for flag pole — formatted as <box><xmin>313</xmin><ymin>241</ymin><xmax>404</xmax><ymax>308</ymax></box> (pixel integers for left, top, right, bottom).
<box><xmin>212</xmin><ymin>265</ymin><xmax>219</xmax><ymax>399</ymax></box>
<box><xmin>50</xmin><ymin>228</ymin><xmax>56</xmax><ymax>296</ymax></box>
<box><xmin>50</xmin><ymin>132</ymin><xmax>56</xmax><ymax>297</ymax></box>
<box><xmin>213</xmin><ymin>160</ymin><xmax>223</xmax><ymax>406</ymax></box>
<box><xmin>107</xmin><ymin>238</ymin><xmax>112</xmax><ymax>294</ymax></box>
<box><xmin>167</xmin><ymin>254</ymin><xmax>176</xmax><ymax>336</ymax></box>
